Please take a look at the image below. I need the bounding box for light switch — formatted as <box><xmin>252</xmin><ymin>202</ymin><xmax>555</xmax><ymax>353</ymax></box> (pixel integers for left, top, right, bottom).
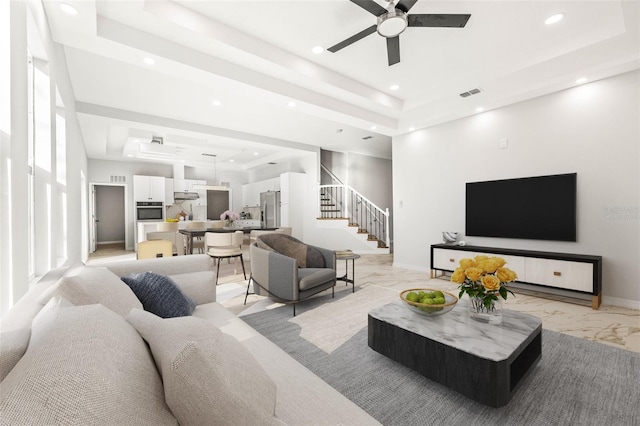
<box><xmin>500</xmin><ymin>138</ymin><xmax>509</xmax><ymax>149</ymax></box>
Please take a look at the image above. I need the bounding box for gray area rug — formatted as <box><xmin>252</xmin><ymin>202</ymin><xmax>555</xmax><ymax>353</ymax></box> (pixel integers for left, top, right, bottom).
<box><xmin>241</xmin><ymin>297</ymin><xmax>640</xmax><ymax>426</ymax></box>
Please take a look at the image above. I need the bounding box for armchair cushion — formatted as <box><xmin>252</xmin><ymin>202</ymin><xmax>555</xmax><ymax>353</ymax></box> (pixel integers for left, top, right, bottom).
<box><xmin>298</xmin><ymin>269</ymin><xmax>337</xmax><ymax>291</ymax></box>
<box><xmin>256</xmin><ymin>234</ymin><xmax>325</xmax><ymax>268</ymax></box>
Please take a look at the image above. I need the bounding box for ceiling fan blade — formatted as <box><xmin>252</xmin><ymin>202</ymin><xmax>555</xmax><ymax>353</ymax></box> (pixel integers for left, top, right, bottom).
<box><xmin>387</xmin><ymin>36</ymin><xmax>400</xmax><ymax>66</ymax></box>
<box><xmin>396</xmin><ymin>0</ymin><xmax>419</xmax><ymax>13</ymax></box>
<box><xmin>328</xmin><ymin>25</ymin><xmax>377</xmax><ymax>52</ymax></box>
<box><xmin>350</xmin><ymin>0</ymin><xmax>387</xmax><ymax>17</ymax></box>
<box><xmin>407</xmin><ymin>14</ymin><xmax>471</xmax><ymax>28</ymax></box>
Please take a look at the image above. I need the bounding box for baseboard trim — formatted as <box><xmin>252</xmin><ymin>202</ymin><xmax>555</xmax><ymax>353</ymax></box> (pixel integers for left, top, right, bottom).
<box><xmin>603</xmin><ymin>296</ymin><xmax>640</xmax><ymax>310</ymax></box>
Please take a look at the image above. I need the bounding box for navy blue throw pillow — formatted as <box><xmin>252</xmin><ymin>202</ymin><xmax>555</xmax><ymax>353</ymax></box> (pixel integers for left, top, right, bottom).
<box><xmin>121</xmin><ymin>272</ymin><xmax>196</xmax><ymax>318</ymax></box>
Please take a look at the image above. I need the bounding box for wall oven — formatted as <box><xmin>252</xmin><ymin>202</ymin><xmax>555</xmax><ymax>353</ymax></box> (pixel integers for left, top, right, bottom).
<box><xmin>136</xmin><ymin>201</ymin><xmax>164</xmax><ymax>221</ymax></box>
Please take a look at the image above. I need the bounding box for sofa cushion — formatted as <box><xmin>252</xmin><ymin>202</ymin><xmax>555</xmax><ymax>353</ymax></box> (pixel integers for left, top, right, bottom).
<box><xmin>298</xmin><ymin>268</ymin><xmax>337</xmax><ymax>291</ymax></box>
<box><xmin>257</xmin><ymin>234</ymin><xmax>325</xmax><ymax>268</ymax></box>
<box><xmin>0</xmin><ymin>328</ymin><xmax>30</xmax><ymax>382</ymax></box>
<box><xmin>0</xmin><ymin>295</ymin><xmax>75</xmax><ymax>382</ymax></box>
<box><xmin>121</xmin><ymin>272</ymin><xmax>196</xmax><ymax>318</ymax></box>
<box><xmin>127</xmin><ymin>309</ymin><xmax>279</xmax><ymax>426</ymax></box>
<box><xmin>38</xmin><ymin>266</ymin><xmax>142</xmax><ymax>317</ymax></box>
<box><xmin>0</xmin><ymin>303</ymin><xmax>177</xmax><ymax>425</ymax></box>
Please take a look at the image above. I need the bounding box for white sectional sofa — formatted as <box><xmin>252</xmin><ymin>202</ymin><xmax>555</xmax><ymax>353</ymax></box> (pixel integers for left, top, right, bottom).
<box><xmin>0</xmin><ymin>255</ymin><xmax>379</xmax><ymax>425</ymax></box>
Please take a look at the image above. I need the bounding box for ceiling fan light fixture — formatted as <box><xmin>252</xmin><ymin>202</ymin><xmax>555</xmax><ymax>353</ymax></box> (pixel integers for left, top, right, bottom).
<box><xmin>377</xmin><ymin>10</ymin><xmax>408</xmax><ymax>38</ymax></box>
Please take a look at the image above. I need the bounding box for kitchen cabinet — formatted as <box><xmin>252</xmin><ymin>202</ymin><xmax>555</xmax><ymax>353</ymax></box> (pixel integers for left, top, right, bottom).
<box><xmin>165</xmin><ymin>178</ymin><xmax>174</xmax><ymax>205</ymax></box>
<box><xmin>133</xmin><ymin>175</ymin><xmax>165</xmax><ymax>202</ymax></box>
<box><xmin>173</xmin><ymin>178</ymin><xmax>189</xmax><ymax>193</ymax></box>
<box><xmin>242</xmin><ymin>177</ymin><xmax>280</xmax><ymax>207</ymax></box>
<box><xmin>193</xmin><ymin>180</ymin><xmax>207</xmax><ymax>207</ymax></box>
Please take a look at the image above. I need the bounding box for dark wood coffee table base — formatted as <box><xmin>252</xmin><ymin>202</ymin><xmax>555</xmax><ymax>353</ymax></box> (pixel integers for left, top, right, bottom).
<box><xmin>368</xmin><ymin>302</ymin><xmax>542</xmax><ymax>407</ymax></box>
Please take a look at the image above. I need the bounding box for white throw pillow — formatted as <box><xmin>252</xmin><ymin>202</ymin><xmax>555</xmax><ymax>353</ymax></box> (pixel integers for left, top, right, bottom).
<box><xmin>0</xmin><ymin>303</ymin><xmax>177</xmax><ymax>425</ymax></box>
<box><xmin>38</xmin><ymin>266</ymin><xmax>142</xmax><ymax>317</ymax></box>
<box><xmin>127</xmin><ymin>309</ymin><xmax>280</xmax><ymax>426</ymax></box>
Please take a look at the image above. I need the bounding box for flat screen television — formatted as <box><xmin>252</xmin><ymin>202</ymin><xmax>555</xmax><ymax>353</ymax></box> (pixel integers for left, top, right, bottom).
<box><xmin>465</xmin><ymin>173</ymin><xmax>577</xmax><ymax>242</ymax></box>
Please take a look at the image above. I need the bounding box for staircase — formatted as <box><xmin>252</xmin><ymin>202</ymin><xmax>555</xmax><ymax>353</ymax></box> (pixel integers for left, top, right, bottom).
<box><xmin>317</xmin><ymin>166</ymin><xmax>390</xmax><ymax>253</ymax></box>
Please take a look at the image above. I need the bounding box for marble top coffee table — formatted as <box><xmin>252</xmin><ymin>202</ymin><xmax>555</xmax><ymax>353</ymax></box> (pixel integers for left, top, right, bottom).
<box><xmin>368</xmin><ymin>301</ymin><xmax>542</xmax><ymax>407</ymax></box>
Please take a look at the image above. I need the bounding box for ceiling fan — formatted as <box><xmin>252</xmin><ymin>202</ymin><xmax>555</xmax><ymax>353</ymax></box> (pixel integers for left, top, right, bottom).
<box><xmin>328</xmin><ymin>0</ymin><xmax>471</xmax><ymax>66</ymax></box>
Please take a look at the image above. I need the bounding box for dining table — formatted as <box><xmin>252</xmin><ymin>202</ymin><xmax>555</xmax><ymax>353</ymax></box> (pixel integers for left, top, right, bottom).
<box><xmin>179</xmin><ymin>227</ymin><xmax>278</xmax><ymax>255</ymax></box>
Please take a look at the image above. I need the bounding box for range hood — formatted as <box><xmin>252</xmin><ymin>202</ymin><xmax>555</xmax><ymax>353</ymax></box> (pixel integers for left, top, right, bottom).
<box><xmin>174</xmin><ymin>191</ymin><xmax>199</xmax><ymax>200</ymax></box>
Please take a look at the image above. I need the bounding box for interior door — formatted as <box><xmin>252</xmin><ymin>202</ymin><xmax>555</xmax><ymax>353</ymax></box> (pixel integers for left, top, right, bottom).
<box><xmin>90</xmin><ymin>184</ymin><xmax>97</xmax><ymax>253</ymax></box>
<box><xmin>91</xmin><ymin>184</ymin><xmax>127</xmax><ymax>252</ymax></box>
<box><xmin>207</xmin><ymin>190</ymin><xmax>230</xmax><ymax>220</ymax></box>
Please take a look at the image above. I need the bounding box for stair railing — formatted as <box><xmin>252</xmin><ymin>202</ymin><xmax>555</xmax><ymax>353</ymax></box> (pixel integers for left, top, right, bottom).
<box><xmin>318</xmin><ymin>183</ymin><xmax>390</xmax><ymax>248</ymax></box>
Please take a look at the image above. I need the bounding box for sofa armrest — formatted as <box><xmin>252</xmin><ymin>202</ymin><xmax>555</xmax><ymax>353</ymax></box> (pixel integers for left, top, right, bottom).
<box><xmin>250</xmin><ymin>243</ymin><xmax>298</xmax><ymax>301</ymax></box>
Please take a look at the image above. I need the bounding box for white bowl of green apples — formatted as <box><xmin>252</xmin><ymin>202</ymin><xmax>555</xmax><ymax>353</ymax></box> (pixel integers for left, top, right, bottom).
<box><xmin>399</xmin><ymin>288</ymin><xmax>458</xmax><ymax>317</ymax></box>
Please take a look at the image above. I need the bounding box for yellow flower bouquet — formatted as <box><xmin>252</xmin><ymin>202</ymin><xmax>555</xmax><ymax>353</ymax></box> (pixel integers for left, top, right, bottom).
<box><xmin>450</xmin><ymin>255</ymin><xmax>517</xmax><ymax>313</ymax></box>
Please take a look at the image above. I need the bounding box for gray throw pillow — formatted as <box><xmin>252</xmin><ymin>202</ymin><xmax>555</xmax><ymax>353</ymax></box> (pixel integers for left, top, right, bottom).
<box><xmin>121</xmin><ymin>272</ymin><xmax>196</xmax><ymax>318</ymax></box>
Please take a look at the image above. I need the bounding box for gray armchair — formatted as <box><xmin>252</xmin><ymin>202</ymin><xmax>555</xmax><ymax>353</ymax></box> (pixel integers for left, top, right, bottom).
<box><xmin>246</xmin><ymin>234</ymin><xmax>336</xmax><ymax>316</ymax></box>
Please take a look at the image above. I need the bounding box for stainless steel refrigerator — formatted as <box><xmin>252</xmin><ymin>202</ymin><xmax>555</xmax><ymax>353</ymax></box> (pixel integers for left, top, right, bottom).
<box><xmin>260</xmin><ymin>191</ymin><xmax>281</xmax><ymax>228</ymax></box>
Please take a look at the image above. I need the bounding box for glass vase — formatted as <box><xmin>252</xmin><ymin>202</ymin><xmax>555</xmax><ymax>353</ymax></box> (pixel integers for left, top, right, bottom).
<box><xmin>468</xmin><ymin>296</ymin><xmax>502</xmax><ymax>325</ymax></box>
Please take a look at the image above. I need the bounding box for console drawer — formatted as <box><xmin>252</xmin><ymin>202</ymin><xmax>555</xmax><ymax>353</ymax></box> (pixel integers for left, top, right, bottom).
<box><xmin>524</xmin><ymin>258</ymin><xmax>593</xmax><ymax>292</ymax></box>
<box><xmin>432</xmin><ymin>248</ymin><xmax>476</xmax><ymax>271</ymax></box>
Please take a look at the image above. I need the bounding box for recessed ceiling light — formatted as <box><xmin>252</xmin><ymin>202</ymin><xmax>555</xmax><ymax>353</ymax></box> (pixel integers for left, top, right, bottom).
<box><xmin>288</xmin><ymin>101</ymin><xmax>296</xmax><ymax>107</ymax></box>
<box><xmin>212</xmin><ymin>100</ymin><xmax>222</xmax><ymax>106</ymax></box>
<box><xmin>229</xmin><ymin>159</ymin><xmax>234</xmax><ymax>163</ymax></box>
<box><xmin>371</xmin><ymin>126</ymin><xmax>377</xmax><ymax>130</ymax></box>
<box><xmin>312</xmin><ymin>46</ymin><xmax>324</xmax><ymax>54</ymax></box>
<box><xmin>143</xmin><ymin>57</ymin><xmax>155</xmax><ymax>66</ymax></box>
<box><xmin>475</xmin><ymin>107</ymin><xmax>484</xmax><ymax>113</ymax></box>
<box><xmin>59</xmin><ymin>3</ymin><xmax>78</xmax><ymax>15</ymax></box>
<box><xmin>575</xmin><ymin>77</ymin><xmax>588</xmax><ymax>84</ymax></box>
<box><xmin>132</xmin><ymin>138</ymin><xmax>140</xmax><ymax>143</ymax></box>
<box><xmin>390</xmin><ymin>84</ymin><xmax>400</xmax><ymax>91</ymax></box>
<box><xmin>253</xmin><ymin>152</ymin><xmax>259</xmax><ymax>156</ymax></box>
<box><xmin>408</xmin><ymin>127</ymin><xmax>415</xmax><ymax>132</ymax></box>
<box><xmin>545</xmin><ymin>13</ymin><xmax>564</xmax><ymax>25</ymax></box>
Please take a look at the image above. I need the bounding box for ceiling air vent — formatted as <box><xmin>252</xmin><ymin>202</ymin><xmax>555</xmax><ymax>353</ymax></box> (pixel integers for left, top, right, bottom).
<box><xmin>151</xmin><ymin>136</ymin><xmax>163</xmax><ymax>144</ymax></box>
<box><xmin>109</xmin><ymin>175</ymin><xmax>126</xmax><ymax>183</ymax></box>
<box><xmin>268</xmin><ymin>162</ymin><xmax>277</xmax><ymax>165</ymax></box>
<box><xmin>362</xmin><ymin>136</ymin><xmax>373</xmax><ymax>140</ymax></box>
<box><xmin>459</xmin><ymin>88</ymin><xmax>483</xmax><ymax>98</ymax></box>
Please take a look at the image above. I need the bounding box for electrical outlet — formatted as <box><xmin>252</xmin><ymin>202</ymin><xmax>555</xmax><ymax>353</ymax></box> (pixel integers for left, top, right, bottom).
<box><xmin>500</xmin><ymin>138</ymin><xmax>509</xmax><ymax>149</ymax></box>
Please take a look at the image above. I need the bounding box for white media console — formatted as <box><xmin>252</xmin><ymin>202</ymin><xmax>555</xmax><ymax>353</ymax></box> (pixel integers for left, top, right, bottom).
<box><xmin>430</xmin><ymin>244</ymin><xmax>603</xmax><ymax>310</ymax></box>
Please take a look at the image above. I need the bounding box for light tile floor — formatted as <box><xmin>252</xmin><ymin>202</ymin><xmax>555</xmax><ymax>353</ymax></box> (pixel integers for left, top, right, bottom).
<box><xmin>226</xmin><ymin>253</ymin><xmax>640</xmax><ymax>354</ymax></box>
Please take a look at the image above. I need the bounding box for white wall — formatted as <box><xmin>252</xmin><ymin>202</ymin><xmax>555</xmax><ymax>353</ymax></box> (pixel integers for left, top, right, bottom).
<box><xmin>392</xmin><ymin>71</ymin><xmax>640</xmax><ymax>308</ymax></box>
